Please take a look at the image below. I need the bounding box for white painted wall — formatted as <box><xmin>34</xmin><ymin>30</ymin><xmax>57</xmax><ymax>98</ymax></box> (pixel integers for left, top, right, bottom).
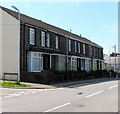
<box><xmin>0</xmin><ymin>8</ymin><xmax>19</xmax><ymax>80</ymax></box>
<box><xmin>0</xmin><ymin>8</ymin><xmax>2</xmax><ymax>113</ymax></box>
<box><xmin>0</xmin><ymin>8</ymin><xmax>2</xmax><ymax>80</ymax></box>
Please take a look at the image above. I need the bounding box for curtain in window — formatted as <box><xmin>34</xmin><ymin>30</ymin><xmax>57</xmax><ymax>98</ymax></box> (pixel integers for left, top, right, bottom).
<box><xmin>27</xmin><ymin>52</ymin><xmax>43</xmax><ymax>72</ymax></box>
<box><xmin>29</xmin><ymin>28</ymin><xmax>35</xmax><ymax>45</ymax></box>
<box><xmin>41</xmin><ymin>31</ymin><xmax>45</xmax><ymax>46</ymax></box>
<box><xmin>72</xmin><ymin>57</ymin><xmax>77</xmax><ymax>71</ymax></box>
<box><xmin>58</xmin><ymin>56</ymin><xmax>66</xmax><ymax>71</ymax></box>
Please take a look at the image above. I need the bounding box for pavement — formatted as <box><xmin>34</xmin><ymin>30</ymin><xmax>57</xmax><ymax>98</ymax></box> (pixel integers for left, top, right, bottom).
<box><xmin>2</xmin><ymin>79</ymin><xmax>118</xmax><ymax>112</ymax></box>
<box><xmin>0</xmin><ymin>77</ymin><xmax>118</xmax><ymax>89</ymax></box>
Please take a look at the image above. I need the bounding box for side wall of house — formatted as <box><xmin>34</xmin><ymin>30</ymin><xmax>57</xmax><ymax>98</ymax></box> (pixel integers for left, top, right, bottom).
<box><xmin>0</xmin><ymin>8</ymin><xmax>2</xmax><ymax>79</ymax></box>
<box><xmin>1</xmin><ymin>9</ymin><xmax>19</xmax><ymax>80</ymax></box>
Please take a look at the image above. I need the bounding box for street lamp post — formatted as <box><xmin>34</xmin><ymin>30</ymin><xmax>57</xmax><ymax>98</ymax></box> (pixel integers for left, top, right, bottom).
<box><xmin>11</xmin><ymin>6</ymin><xmax>20</xmax><ymax>82</ymax></box>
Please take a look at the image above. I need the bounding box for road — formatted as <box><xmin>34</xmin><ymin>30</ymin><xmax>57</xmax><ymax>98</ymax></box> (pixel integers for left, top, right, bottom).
<box><xmin>1</xmin><ymin>79</ymin><xmax>118</xmax><ymax>112</ymax></box>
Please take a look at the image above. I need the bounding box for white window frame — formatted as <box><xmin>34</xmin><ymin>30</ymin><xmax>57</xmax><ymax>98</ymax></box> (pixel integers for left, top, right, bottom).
<box><xmin>46</xmin><ymin>33</ymin><xmax>50</xmax><ymax>47</ymax></box>
<box><xmin>41</xmin><ymin>31</ymin><xmax>45</xmax><ymax>47</ymax></box>
<box><xmin>83</xmin><ymin>44</ymin><xmax>86</xmax><ymax>54</ymax></box>
<box><xmin>72</xmin><ymin>57</ymin><xmax>77</xmax><ymax>71</ymax></box>
<box><xmin>99</xmin><ymin>49</ymin><xmax>101</xmax><ymax>57</ymax></box>
<box><xmin>27</xmin><ymin>52</ymin><xmax>43</xmax><ymax>72</ymax></box>
<box><xmin>91</xmin><ymin>46</ymin><xmax>93</xmax><ymax>56</ymax></box>
<box><xmin>94</xmin><ymin>48</ymin><xmax>96</xmax><ymax>56</ymax></box>
<box><xmin>75</xmin><ymin>41</ymin><xmax>77</xmax><ymax>52</ymax></box>
<box><xmin>68</xmin><ymin>39</ymin><xmax>71</xmax><ymax>52</ymax></box>
<box><xmin>78</xmin><ymin>42</ymin><xmax>81</xmax><ymax>53</ymax></box>
<box><xmin>56</xmin><ymin>36</ymin><xmax>59</xmax><ymax>49</ymax></box>
<box><xmin>29</xmin><ymin>28</ymin><xmax>35</xmax><ymax>45</ymax></box>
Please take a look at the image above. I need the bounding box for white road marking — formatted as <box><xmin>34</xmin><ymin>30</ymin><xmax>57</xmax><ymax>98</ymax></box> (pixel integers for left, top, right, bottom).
<box><xmin>86</xmin><ymin>90</ymin><xmax>103</xmax><ymax>98</ymax></box>
<box><xmin>4</xmin><ymin>96</ymin><xmax>13</xmax><ymax>98</ymax></box>
<box><xmin>108</xmin><ymin>85</ymin><xmax>118</xmax><ymax>89</ymax></box>
<box><xmin>26</xmin><ymin>91</ymin><xmax>32</xmax><ymax>93</ymax></box>
<box><xmin>44</xmin><ymin>103</ymin><xmax>71</xmax><ymax>112</ymax></box>
<box><xmin>19</xmin><ymin>92</ymin><xmax>26</xmax><ymax>94</ymax></box>
<box><xmin>3</xmin><ymin>90</ymin><xmax>43</xmax><ymax>99</ymax></box>
<box><xmin>8</xmin><ymin>93</ymin><xmax>17</xmax><ymax>96</ymax></box>
<box><xmin>13</xmin><ymin>94</ymin><xmax>22</xmax><ymax>96</ymax></box>
<box><xmin>31</xmin><ymin>91</ymin><xmax>37</xmax><ymax>93</ymax></box>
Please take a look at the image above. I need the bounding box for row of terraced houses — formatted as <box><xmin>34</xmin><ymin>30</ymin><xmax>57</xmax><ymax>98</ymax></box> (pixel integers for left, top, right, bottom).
<box><xmin>0</xmin><ymin>6</ymin><xmax>105</xmax><ymax>83</ymax></box>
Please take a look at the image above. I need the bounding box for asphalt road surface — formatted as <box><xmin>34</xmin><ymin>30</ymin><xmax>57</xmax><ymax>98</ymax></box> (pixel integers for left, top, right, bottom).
<box><xmin>1</xmin><ymin>79</ymin><xmax>118</xmax><ymax>112</ymax></box>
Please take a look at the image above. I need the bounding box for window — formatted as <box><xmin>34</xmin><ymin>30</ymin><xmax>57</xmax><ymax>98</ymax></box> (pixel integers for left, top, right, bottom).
<box><xmin>68</xmin><ymin>57</ymin><xmax>77</xmax><ymax>71</ymax></box>
<box><xmin>27</xmin><ymin>52</ymin><xmax>43</xmax><ymax>72</ymax></box>
<box><xmin>81</xmin><ymin>59</ymin><xmax>85</xmax><ymax>70</ymax></box>
<box><xmin>90</xmin><ymin>46</ymin><xmax>93</xmax><ymax>56</ymax></box>
<box><xmin>56</xmin><ymin>36</ymin><xmax>59</xmax><ymax>49</ymax></box>
<box><xmin>29</xmin><ymin>28</ymin><xmax>35</xmax><ymax>45</ymax></box>
<box><xmin>78</xmin><ymin>42</ymin><xmax>81</xmax><ymax>53</ymax></box>
<box><xmin>99</xmin><ymin>49</ymin><xmax>101</xmax><ymax>57</ymax></box>
<box><xmin>94</xmin><ymin>48</ymin><xmax>96</xmax><ymax>56</ymax></box>
<box><xmin>46</xmin><ymin>33</ymin><xmax>50</xmax><ymax>47</ymax></box>
<box><xmin>91</xmin><ymin>60</ymin><xmax>93</xmax><ymax>70</ymax></box>
<box><xmin>72</xmin><ymin>57</ymin><xmax>77</xmax><ymax>71</ymax></box>
<box><xmin>57</xmin><ymin>56</ymin><xmax>66</xmax><ymax>71</ymax></box>
<box><xmin>75</xmin><ymin>41</ymin><xmax>77</xmax><ymax>52</ymax></box>
<box><xmin>83</xmin><ymin>44</ymin><xmax>86</xmax><ymax>54</ymax></box>
<box><xmin>68</xmin><ymin>39</ymin><xmax>71</xmax><ymax>51</ymax></box>
<box><xmin>41</xmin><ymin>31</ymin><xmax>45</xmax><ymax>46</ymax></box>
<box><xmin>85</xmin><ymin>59</ymin><xmax>90</xmax><ymax>71</ymax></box>
<box><xmin>68</xmin><ymin>57</ymin><xmax>72</xmax><ymax>70</ymax></box>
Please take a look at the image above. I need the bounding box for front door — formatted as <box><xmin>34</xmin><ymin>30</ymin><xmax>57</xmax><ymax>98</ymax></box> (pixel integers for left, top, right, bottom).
<box><xmin>43</xmin><ymin>54</ymin><xmax>50</xmax><ymax>70</ymax></box>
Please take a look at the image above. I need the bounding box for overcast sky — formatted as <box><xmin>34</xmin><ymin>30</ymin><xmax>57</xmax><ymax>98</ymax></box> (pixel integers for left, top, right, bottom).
<box><xmin>0</xmin><ymin>1</ymin><xmax>118</xmax><ymax>54</ymax></box>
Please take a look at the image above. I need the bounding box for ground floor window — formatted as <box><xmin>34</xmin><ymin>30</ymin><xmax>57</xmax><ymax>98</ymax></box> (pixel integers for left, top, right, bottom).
<box><xmin>93</xmin><ymin>60</ymin><xmax>97</xmax><ymax>71</ymax></box>
<box><xmin>27</xmin><ymin>52</ymin><xmax>103</xmax><ymax>72</ymax></box>
<box><xmin>85</xmin><ymin>59</ymin><xmax>90</xmax><ymax>71</ymax></box>
<box><xmin>68</xmin><ymin>57</ymin><xmax>77</xmax><ymax>71</ymax></box>
<box><xmin>58</xmin><ymin>56</ymin><xmax>66</xmax><ymax>71</ymax></box>
<box><xmin>72</xmin><ymin>57</ymin><xmax>77</xmax><ymax>71</ymax></box>
<box><xmin>81</xmin><ymin>59</ymin><xmax>85</xmax><ymax>70</ymax></box>
<box><xmin>91</xmin><ymin>60</ymin><xmax>93</xmax><ymax>70</ymax></box>
<box><xmin>51</xmin><ymin>55</ymin><xmax>66</xmax><ymax>71</ymax></box>
<box><xmin>27</xmin><ymin>52</ymin><xmax>43</xmax><ymax>72</ymax></box>
<box><xmin>68</xmin><ymin>57</ymin><xmax>72</xmax><ymax>71</ymax></box>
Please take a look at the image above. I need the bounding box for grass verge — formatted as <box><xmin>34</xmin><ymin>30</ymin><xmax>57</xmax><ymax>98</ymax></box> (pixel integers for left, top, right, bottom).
<box><xmin>0</xmin><ymin>81</ymin><xmax>30</xmax><ymax>88</ymax></box>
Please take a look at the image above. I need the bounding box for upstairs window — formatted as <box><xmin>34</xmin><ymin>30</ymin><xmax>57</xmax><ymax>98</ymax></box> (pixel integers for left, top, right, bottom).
<box><xmin>83</xmin><ymin>44</ymin><xmax>86</xmax><ymax>54</ymax></box>
<box><xmin>78</xmin><ymin>42</ymin><xmax>81</xmax><ymax>53</ymax></box>
<box><xmin>75</xmin><ymin>41</ymin><xmax>77</xmax><ymax>52</ymax></box>
<box><xmin>90</xmin><ymin>46</ymin><xmax>93</xmax><ymax>56</ymax></box>
<box><xmin>68</xmin><ymin>39</ymin><xmax>71</xmax><ymax>52</ymax></box>
<box><xmin>56</xmin><ymin>36</ymin><xmax>59</xmax><ymax>49</ymax></box>
<box><xmin>99</xmin><ymin>49</ymin><xmax>101</xmax><ymax>57</ymax></box>
<box><xmin>94</xmin><ymin>48</ymin><xmax>96</xmax><ymax>56</ymax></box>
<box><xmin>41</xmin><ymin>31</ymin><xmax>45</xmax><ymax>46</ymax></box>
<box><xmin>29</xmin><ymin>28</ymin><xmax>35</xmax><ymax>45</ymax></box>
<box><xmin>46</xmin><ymin>33</ymin><xmax>50</xmax><ymax>47</ymax></box>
